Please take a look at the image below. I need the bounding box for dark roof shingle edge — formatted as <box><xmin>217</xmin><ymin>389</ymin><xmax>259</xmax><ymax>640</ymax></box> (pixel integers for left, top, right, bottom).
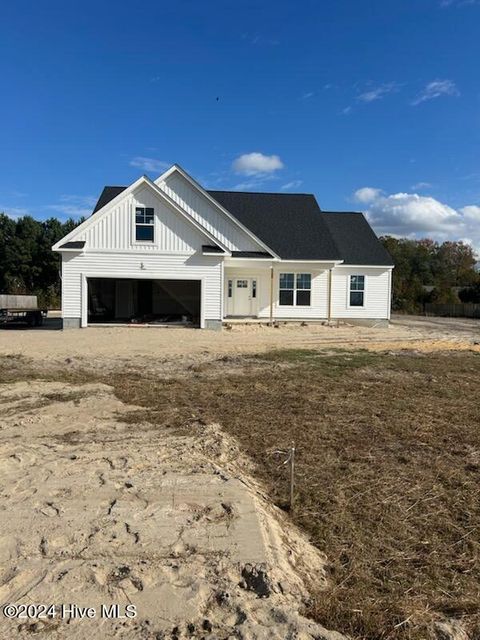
<box><xmin>59</xmin><ymin>241</ymin><xmax>85</xmax><ymax>249</ymax></box>
<box><xmin>231</xmin><ymin>251</ymin><xmax>273</xmax><ymax>258</ymax></box>
<box><xmin>202</xmin><ymin>244</ymin><xmax>225</xmax><ymax>254</ymax></box>
<box><xmin>92</xmin><ymin>186</ymin><xmax>127</xmax><ymax>213</ymax></box>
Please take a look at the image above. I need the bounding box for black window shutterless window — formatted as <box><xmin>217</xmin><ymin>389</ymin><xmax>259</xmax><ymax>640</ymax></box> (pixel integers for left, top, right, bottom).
<box><xmin>349</xmin><ymin>275</ymin><xmax>365</xmax><ymax>306</ymax></box>
<box><xmin>279</xmin><ymin>273</ymin><xmax>311</xmax><ymax>306</ymax></box>
<box><xmin>135</xmin><ymin>207</ymin><xmax>154</xmax><ymax>242</ymax></box>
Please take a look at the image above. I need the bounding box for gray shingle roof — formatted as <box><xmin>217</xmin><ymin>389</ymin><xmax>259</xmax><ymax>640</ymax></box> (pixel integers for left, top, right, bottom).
<box><xmin>208</xmin><ymin>191</ymin><xmax>341</xmax><ymax>261</ymax></box>
<box><xmin>90</xmin><ymin>185</ymin><xmax>392</xmax><ymax>266</ymax></box>
<box><xmin>59</xmin><ymin>241</ymin><xmax>85</xmax><ymax>249</ymax></box>
<box><xmin>93</xmin><ymin>186</ymin><xmax>126</xmax><ymax>213</ymax></box>
<box><xmin>322</xmin><ymin>212</ymin><xmax>393</xmax><ymax>266</ymax></box>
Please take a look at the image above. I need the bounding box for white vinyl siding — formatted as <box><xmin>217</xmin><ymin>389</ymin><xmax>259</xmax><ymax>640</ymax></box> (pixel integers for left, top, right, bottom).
<box><xmin>224</xmin><ymin>265</ymin><xmax>329</xmax><ymax>319</ymax></box>
<box><xmin>61</xmin><ymin>253</ymin><xmax>223</xmax><ymax>322</ymax></box>
<box><xmin>224</xmin><ymin>265</ymin><xmax>391</xmax><ymax>320</ymax></box>
<box><xmin>331</xmin><ymin>267</ymin><xmax>391</xmax><ymax>319</ymax></box>
<box><xmin>160</xmin><ymin>172</ymin><xmax>264</xmax><ymax>252</ymax></box>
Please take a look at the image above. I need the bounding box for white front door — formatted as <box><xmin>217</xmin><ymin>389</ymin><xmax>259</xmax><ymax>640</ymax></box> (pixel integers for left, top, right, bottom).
<box><xmin>233</xmin><ymin>278</ymin><xmax>253</xmax><ymax>315</ymax></box>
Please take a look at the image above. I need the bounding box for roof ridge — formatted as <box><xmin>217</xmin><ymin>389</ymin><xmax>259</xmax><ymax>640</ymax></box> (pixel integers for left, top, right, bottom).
<box><xmin>207</xmin><ymin>189</ymin><xmax>315</xmax><ymax>196</ymax></box>
<box><xmin>322</xmin><ymin>210</ymin><xmax>364</xmax><ymax>215</ymax></box>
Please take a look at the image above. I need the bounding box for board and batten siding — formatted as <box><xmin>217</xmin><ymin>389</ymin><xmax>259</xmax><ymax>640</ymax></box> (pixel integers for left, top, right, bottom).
<box><xmin>75</xmin><ymin>186</ymin><xmax>208</xmax><ymax>253</ymax></box>
<box><xmin>331</xmin><ymin>267</ymin><xmax>391</xmax><ymax>319</ymax></box>
<box><xmin>159</xmin><ymin>172</ymin><xmax>264</xmax><ymax>252</ymax></box>
<box><xmin>62</xmin><ymin>253</ymin><xmax>223</xmax><ymax>325</ymax></box>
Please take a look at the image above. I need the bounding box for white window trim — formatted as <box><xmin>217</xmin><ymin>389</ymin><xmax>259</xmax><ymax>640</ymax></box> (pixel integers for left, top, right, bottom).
<box><xmin>278</xmin><ymin>272</ymin><xmax>312</xmax><ymax>307</ymax></box>
<box><xmin>347</xmin><ymin>274</ymin><xmax>367</xmax><ymax>309</ymax></box>
<box><xmin>132</xmin><ymin>205</ymin><xmax>155</xmax><ymax>245</ymax></box>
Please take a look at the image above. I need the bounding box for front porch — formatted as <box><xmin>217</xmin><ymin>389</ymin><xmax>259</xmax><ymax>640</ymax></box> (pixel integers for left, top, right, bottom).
<box><xmin>223</xmin><ymin>259</ymin><xmax>338</xmax><ymax>323</ymax></box>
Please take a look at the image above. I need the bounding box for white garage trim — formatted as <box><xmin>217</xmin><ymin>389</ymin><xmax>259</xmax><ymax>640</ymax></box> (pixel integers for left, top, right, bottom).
<box><xmin>80</xmin><ymin>273</ymin><xmax>205</xmax><ymax>329</ymax></box>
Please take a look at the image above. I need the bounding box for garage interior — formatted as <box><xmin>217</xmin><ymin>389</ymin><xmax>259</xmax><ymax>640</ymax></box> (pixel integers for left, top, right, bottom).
<box><xmin>87</xmin><ymin>278</ymin><xmax>201</xmax><ymax>326</ymax></box>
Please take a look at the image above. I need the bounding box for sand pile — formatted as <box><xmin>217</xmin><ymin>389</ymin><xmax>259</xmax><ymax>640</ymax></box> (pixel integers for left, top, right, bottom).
<box><xmin>0</xmin><ymin>380</ymin><xmax>345</xmax><ymax>639</ymax></box>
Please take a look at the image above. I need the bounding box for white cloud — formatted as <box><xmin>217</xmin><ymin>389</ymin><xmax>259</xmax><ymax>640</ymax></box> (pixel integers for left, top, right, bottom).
<box><xmin>130</xmin><ymin>156</ymin><xmax>170</xmax><ymax>173</ymax></box>
<box><xmin>0</xmin><ymin>206</ymin><xmax>30</xmax><ymax>219</ymax></box>
<box><xmin>441</xmin><ymin>0</ymin><xmax>479</xmax><ymax>6</ymax></box>
<box><xmin>354</xmin><ymin>187</ymin><xmax>383</xmax><ymax>203</ymax></box>
<box><xmin>411</xmin><ymin>182</ymin><xmax>432</xmax><ymax>191</ymax></box>
<box><xmin>231</xmin><ymin>174</ymin><xmax>279</xmax><ymax>191</ymax></box>
<box><xmin>300</xmin><ymin>91</ymin><xmax>314</xmax><ymax>100</ymax></box>
<box><xmin>46</xmin><ymin>205</ymin><xmax>91</xmax><ymax>218</ymax></box>
<box><xmin>342</xmin><ymin>106</ymin><xmax>352</xmax><ymax>115</ymax></box>
<box><xmin>357</xmin><ymin>82</ymin><xmax>399</xmax><ymax>103</ymax></box>
<box><xmin>281</xmin><ymin>180</ymin><xmax>303</xmax><ymax>191</ymax></box>
<box><xmin>241</xmin><ymin>33</ymin><xmax>279</xmax><ymax>46</ymax></box>
<box><xmin>46</xmin><ymin>194</ymin><xmax>96</xmax><ymax>219</ymax></box>
<box><xmin>353</xmin><ymin>186</ymin><xmax>480</xmax><ymax>254</ymax></box>
<box><xmin>460</xmin><ymin>205</ymin><xmax>480</xmax><ymax>221</ymax></box>
<box><xmin>411</xmin><ymin>79</ymin><xmax>459</xmax><ymax>105</ymax></box>
<box><xmin>232</xmin><ymin>152</ymin><xmax>284</xmax><ymax>176</ymax></box>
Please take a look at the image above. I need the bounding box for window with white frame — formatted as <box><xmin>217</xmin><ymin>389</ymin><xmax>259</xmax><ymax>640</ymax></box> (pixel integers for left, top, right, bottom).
<box><xmin>135</xmin><ymin>207</ymin><xmax>154</xmax><ymax>242</ymax></box>
<box><xmin>349</xmin><ymin>275</ymin><xmax>365</xmax><ymax>306</ymax></box>
<box><xmin>279</xmin><ymin>273</ymin><xmax>311</xmax><ymax>306</ymax></box>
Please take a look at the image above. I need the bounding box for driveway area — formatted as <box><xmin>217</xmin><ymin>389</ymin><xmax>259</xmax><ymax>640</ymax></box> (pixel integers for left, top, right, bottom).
<box><xmin>0</xmin><ymin>315</ymin><xmax>478</xmax><ymax>376</ymax></box>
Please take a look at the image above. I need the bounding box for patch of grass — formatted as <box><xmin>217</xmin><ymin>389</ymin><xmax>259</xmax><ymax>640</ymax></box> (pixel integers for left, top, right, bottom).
<box><xmin>110</xmin><ymin>349</ymin><xmax>480</xmax><ymax>639</ymax></box>
<box><xmin>252</xmin><ymin>348</ymin><xmax>382</xmax><ymax>377</ymax></box>
<box><xmin>3</xmin><ymin>349</ymin><xmax>480</xmax><ymax>639</ymax></box>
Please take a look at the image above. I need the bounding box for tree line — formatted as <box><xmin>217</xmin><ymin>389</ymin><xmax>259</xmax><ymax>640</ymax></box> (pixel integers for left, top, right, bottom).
<box><xmin>0</xmin><ymin>214</ymin><xmax>84</xmax><ymax>308</ymax></box>
<box><xmin>381</xmin><ymin>236</ymin><xmax>480</xmax><ymax>312</ymax></box>
<box><xmin>0</xmin><ymin>213</ymin><xmax>479</xmax><ymax>312</ymax></box>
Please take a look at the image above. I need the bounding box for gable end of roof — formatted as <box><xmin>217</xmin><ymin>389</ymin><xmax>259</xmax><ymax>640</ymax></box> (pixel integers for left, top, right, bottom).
<box><xmin>86</xmin><ymin>183</ymin><xmax>392</xmax><ymax>266</ymax></box>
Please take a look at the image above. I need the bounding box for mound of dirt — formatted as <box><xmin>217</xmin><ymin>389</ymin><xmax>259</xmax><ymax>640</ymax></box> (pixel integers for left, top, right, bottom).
<box><xmin>0</xmin><ymin>380</ymin><xmax>345</xmax><ymax>640</ymax></box>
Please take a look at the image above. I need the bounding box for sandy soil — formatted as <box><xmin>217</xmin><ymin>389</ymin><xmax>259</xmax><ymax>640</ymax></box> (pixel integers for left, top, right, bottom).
<box><xmin>0</xmin><ymin>380</ymin><xmax>344</xmax><ymax>640</ymax></box>
<box><xmin>0</xmin><ymin>316</ymin><xmax>478</xmax><ymax>377</ymax></box>
<box><xmin>0</xmin><ymin>316</ymin><xmax>478</xmax><ymax>639</ymax></box>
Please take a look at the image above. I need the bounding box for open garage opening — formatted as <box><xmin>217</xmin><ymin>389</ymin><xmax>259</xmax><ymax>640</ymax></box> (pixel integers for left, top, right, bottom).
<box><xmin>87</xmin><ymin>278</ymin><xmax>201</xmax><ymax>327</ymax></box>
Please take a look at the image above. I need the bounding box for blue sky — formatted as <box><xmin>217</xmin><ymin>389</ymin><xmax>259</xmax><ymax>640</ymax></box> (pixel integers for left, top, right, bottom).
<box><xmin>1</xmin><ymin>0</ymin><xmax>479</xmax><ymax>248</ymax></box>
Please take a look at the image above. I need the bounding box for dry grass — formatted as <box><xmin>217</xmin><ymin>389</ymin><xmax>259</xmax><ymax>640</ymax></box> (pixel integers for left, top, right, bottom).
<box><xmin>1</xmin><ymin>349</ymin><xmax>479</xmax><ymax>639</ymax></box>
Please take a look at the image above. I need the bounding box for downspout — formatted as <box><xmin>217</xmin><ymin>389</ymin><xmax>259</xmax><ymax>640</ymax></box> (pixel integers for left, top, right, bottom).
<box><xmin>269</xmin><ymin>264</ymin><xmax>274</xmax><ymax>326</ymax></box>
<box><xmin>327</xmin><ymin>268</ymin><xmax>333</xmax><ymax>323</ymax></box>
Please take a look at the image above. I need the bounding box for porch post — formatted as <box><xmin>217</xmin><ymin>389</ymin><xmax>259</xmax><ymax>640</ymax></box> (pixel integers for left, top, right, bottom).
<box><xmin>269</xmin><ymin>264</ymin><xmax>274</xmax><ymax>325</ymax></box>
<box><xmin>327</xmin><ymin>268</ymin><xmax>333</xmax><ymax>322</ymax></box>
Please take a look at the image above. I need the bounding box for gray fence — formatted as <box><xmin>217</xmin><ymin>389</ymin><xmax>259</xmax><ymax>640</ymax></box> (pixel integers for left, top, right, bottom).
<box><xmin>425</xmin><ymin>303</ymin><xmax>480</xmax><ymax>319</ymax></box>
<box><xmin>0</xmin><ymin>294</ymin><xmax>38</xmax><ymax>310</ymax></box>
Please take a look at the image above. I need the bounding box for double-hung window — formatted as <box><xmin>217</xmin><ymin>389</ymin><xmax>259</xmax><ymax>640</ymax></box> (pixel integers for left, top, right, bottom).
<box><xmin>349</xmin><ymin>275</ymin><xmax>365</xmax><ymax>307</ymax></box>
<box><xmin>135</xmin><ymin>207</ymin><xmax>154</xmax><ymax>242</ymax></box>
<box><xmin>279</xmin><ymin>273</ymin><xmax>311</xmax><ymax>306</ymax></box>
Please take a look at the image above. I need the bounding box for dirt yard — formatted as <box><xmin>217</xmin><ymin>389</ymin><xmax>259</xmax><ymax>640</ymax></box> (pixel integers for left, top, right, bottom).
<box><xmin>0</xmin><ymin>378</ymin><xmax>343</xmax><ymax>640</ymax></box>
<box><xmin>0</xmin><ymin>315</ymin><xmax>479</xmax><ymax>375</ymax></box>
<box><xmin>0</xmin><ymin>317</ymin><xmax>479</xmax><ymax>639</ymax></box>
